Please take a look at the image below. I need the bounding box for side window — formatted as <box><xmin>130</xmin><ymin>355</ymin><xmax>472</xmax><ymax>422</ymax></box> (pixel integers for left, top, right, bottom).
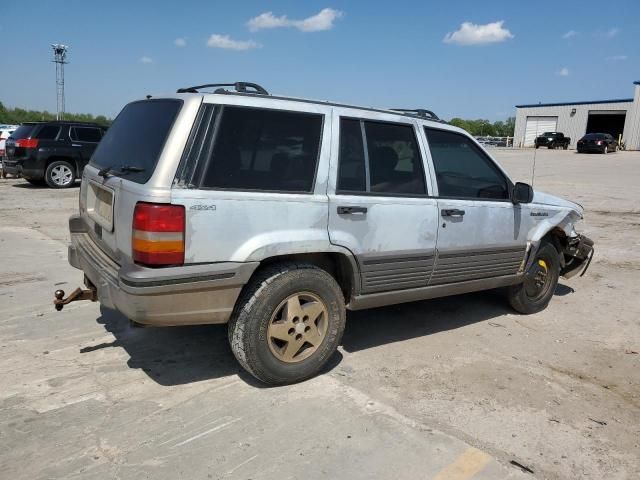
<box><xmin>425</xmin><ymin>128</ymin><xmax>509</xmax><ymax>200</ymax></box>
<box><xmin>337</xmin><ymin>118</ymin><xmax>426</xmax><ymax>195</ymax></box>
<box><xmin>71</xmin><ymin>127</ymin><xmax>102</xmax><ymax>143</ymax></box>
<box><xmin>201</xmin><ymin>106</ymin><xmax>322</xmax><ymax>192</ymax></box>
<box><xmin>35</xmin><ymin>125</ymin><xmax>60</xmax><ymax>140</ymax></box>
<box><xmin>337</xmin><ymin>119</ymin><xmax>366</xmax><ymax>192</ymax></box>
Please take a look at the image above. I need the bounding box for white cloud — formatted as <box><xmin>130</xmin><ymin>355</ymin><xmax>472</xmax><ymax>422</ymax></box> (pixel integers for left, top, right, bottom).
<box><xmin>606</xmin><ymin>27</ymin><xmax>619</xmax><ymax>38</ymax></box>
<box><xmin>607</xmin><ymin>54</ymin><xmax>627</xmax><ymax>61</ymax></box>
<box><xmin>247</xmin><ymin>8</ymin><xmax>343</xmax><ymax>32</ymax></box>
<box><xmin>562</xmin><ymin>30</ymin><xmax>578</xmax><ymax>39</ymax></box>
<box><xmin>443</xmin><ymin>20</ymin><xmax>513</xmax><ymax>46</ymax></box>
<box><xmin>139</xmin><ymin>56</ymin><xmax>153</xmax><ymax>64</ymax></box>
<box><xmin>174</xmin><ymin>37</ymin><xmax>187</xmax><ymax>47</ymax></box>
<box><xmin>557</xmin><ymin>67</ymin><xmax>569</xmax><ymax>76</ymax></box>
<box><xmin>206</xmin><ymin>34</ymin><xmax>261</xmax><ymax>51</ymax></box>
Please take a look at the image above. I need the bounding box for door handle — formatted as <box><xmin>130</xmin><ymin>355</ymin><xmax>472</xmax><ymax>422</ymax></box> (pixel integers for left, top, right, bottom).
<box><xmin>441</xmin><ymin>208</ymin><xmax>465</xmax><ymax>217</ymax></box>
<box><xmin>337</xmin><ymin>206</ymin><xmax>368</xmax><ymax>215</ymax></box>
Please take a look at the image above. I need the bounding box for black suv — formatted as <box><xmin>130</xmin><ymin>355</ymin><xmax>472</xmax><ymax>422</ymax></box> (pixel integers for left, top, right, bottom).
<box><xmin>3</xmin><ymin>121</ymin><xmax>107</xmax><ymax>188</ymax></box>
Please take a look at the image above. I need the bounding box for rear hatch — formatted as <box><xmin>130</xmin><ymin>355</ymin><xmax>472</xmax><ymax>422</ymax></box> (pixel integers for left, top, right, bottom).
<box><xmin>79</xmin><ymin>99</ymin><xmax>186</xmax><ymax>264</ymax></box>
<box><xmin>4</xmin><ymin>124</ymin><xmax>37</xmax><ymax>161</ymax></box>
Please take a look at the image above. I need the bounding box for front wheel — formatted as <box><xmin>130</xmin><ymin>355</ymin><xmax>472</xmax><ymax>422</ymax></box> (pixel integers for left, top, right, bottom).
<box><xmin>228</xmin><ymin>263</ymin><xmax>346</xmax><ymax>385</ymax></box>
<box><xmin>45</xmin><ymin>160</ymin><xmax>76</xmax><ymax>188</ymax></box>
<box><xmin>507</xmin><ymin>243</ymin><xmax>560</xmax><ymax>314</ymax></box>
<box><xmin>548</xmin><ymin>143</ymin><xmax>555</xmax><ymax>149</ymax></box>
<box><xmin>563</xmin><ymin>144</ymin><xmax>568</xmax><ymax>150</ymax></box>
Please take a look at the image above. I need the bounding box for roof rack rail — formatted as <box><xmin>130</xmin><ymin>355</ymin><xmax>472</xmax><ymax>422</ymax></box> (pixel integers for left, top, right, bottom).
<box><xmin>176</xmin><ymin>82</ymin><xmax>269</xmax><ymax>95</ymax></box>
<box><xmin>390</xmin><ymin>108</ymin><xmax>440</xmax><ymax>121</ymax></box>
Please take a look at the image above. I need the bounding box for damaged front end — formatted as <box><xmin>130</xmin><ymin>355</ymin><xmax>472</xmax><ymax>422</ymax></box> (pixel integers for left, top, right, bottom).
<box><xmin>560</xmin><ymin>234</ymin><xmax>594</xmax><ymax>279</ymax></box>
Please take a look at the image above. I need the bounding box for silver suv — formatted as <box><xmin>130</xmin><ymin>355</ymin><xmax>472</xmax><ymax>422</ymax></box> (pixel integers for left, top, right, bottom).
<box><xmin>55</xmin><ymin>82</ymin><xmax>594</xmax><ymax>385</ymax></box>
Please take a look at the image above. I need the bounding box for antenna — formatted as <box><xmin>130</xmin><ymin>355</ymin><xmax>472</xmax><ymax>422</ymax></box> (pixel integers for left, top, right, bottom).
<box><xmin>51</xmin><ymin>44</ymin><xmax>69</xmax><ymax>120</ymax></box>
<box><xmin>530</xmin><ymin>118</ymin><xmax>541</xmax><ymax>187</ymax></box>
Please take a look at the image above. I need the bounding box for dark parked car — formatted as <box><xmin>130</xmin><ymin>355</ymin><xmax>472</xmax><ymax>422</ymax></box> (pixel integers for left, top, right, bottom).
<box><xmin>576</xmin><ymin>133</ymin><xmax>618</xmax><ymax>154</ymax></box>
<box><xmin>535</xmin><ymin>132</ymin><xmax>570</xmax><ymax>149</ymax></box>
<box><xmin>3</xmin><ymin>121</ymin><xmax>107</xmax><ymax>188</ymax></box>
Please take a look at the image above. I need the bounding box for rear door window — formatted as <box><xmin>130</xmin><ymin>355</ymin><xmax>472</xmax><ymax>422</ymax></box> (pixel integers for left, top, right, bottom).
<box><xmin>90</xmin><ymin>99</ymin><xmax>182</xmax><ymax>184</ymax></box>
<box><xmin>70</xmin><ymin>127</ymin><xmax>102</xmax><ymax>142</ymax></box>
<box><xmin>201</xmin><ymin>106</ymin><xmax>323</xmax><ymax>192</ymax></box>
<box><xmin>336</xmin><ymin>118</ymin><xmax>427</xmax><ymax>195</ymax></box>
<box><xmin>34</xmin><ymin>125</ymin><xmax>61</xmax><ymax>140</ymax></box>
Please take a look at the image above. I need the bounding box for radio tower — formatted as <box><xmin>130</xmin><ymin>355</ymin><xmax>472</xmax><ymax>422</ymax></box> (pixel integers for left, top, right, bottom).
<box><xmin>51</xmin><ymin>44</ymin><xmax>69</xmax><ymax>120</ymax></box>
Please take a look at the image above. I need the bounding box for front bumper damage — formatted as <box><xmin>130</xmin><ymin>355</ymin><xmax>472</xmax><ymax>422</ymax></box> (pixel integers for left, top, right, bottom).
<box><xmin>560</xmin><ymin>234</ymin><xmax>594</xmax><ymax>279</ymax></box>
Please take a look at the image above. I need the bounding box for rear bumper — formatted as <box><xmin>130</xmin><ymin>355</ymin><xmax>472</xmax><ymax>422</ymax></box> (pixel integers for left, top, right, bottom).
<box><xmin>67</xmin><ymin>215</ymin><xmax>259</xmax><ymax>326</ymax></box>
<box><xmin>1</xmin><ymin>157</ymin><xmax>43</xmax><ymax>178</ymax></box>
<box><xmin>561</xmin><ymin>234</ymin><xmax>594</xmax><ymax>279</ymax></box>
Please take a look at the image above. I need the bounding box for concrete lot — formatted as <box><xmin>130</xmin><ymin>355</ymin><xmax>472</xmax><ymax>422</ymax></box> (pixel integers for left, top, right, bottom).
<box><xmin>0</xmin><ymin>149</ymin><xmax>638</xmax><ymax>479</ymax></box>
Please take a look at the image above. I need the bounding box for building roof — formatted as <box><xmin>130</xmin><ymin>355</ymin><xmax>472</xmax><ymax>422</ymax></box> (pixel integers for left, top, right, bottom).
<box><xmin>516</xmin><ymin>98</ymin><xmax>633</xmax><ymax>108</ymax></box>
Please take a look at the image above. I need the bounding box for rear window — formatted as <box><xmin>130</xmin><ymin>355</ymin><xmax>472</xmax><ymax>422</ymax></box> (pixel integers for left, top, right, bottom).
<box><xmin>583</xmin><ymin>133</ymin><xmax>605</xmax><ymax>140</ymax></box>
<box><xmin>9</xmin><ymin>125</ymin><xmax>35</xmax><ymax>140</ymax></box>
<box><xmin>90</xmin><ymin>99</ymin><xmax>182</xmax><ymax>183</ymax></box>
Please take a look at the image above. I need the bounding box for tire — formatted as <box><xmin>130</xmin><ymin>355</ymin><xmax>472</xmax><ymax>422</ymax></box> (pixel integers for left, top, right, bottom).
<box><xmin>563</xmin><ymin>144</ymin><xmax>568</xmax><ymax>150</ymax></box>
<box><xmin>535</xmin><ymin>145</ymin><xmax>539</xmax><ymax>149</ymax></box>
<box><xmin>507</xmin><ymin>243</ymin><xmax>560</xmax><ymax>314</ymax></box>
<box><xmin>45</xmin><ymin>160</ymin><xmax>76</xmax><ymax>188</ymax></box>
<box><xmin>602</xmin><ymin>145</ymin><xmax>607</xmax><ymax>155</ymax></box>
<box><xmin>548</xmin><ymin>143</ymin><xmax>555</xmax><ymax>149</ymax></box>
<box><xmin>228</xmin><ymin>263</ymin><xmax>346</xmax><ymax>385</ymax></box>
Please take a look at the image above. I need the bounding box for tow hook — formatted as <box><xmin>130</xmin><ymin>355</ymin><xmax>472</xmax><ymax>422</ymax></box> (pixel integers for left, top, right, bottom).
<box><xmin>54</xmin><ymin>287</ymin><xmax>97</xmax><ymax>311</ymax></box>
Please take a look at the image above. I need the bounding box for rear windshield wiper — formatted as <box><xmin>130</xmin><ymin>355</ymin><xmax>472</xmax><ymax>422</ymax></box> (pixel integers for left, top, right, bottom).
<box><xmin>98</xmin><ymin>165</ymin><xmax>145</xmax><ymax>178</ymax></box>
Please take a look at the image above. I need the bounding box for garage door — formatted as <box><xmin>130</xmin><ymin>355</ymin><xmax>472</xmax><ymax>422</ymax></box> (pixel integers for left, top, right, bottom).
<box><xmin>524</xmin><ymin>116</ymin><xmax>558</xmax><ymax>147</ymax></box>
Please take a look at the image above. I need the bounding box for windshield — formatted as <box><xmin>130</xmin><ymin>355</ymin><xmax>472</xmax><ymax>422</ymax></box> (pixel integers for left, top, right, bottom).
<box><xmin>90</xmin><ymin>99</ymin><xmax>182</xmax><ymax>183</ymax></box>
<box><xmin>542</xmin><ymin>132</ymin><xmax>556</xmax><ymax>136</ymax></box>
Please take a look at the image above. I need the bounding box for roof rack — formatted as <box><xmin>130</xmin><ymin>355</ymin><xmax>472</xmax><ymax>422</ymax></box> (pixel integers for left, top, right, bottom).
<box><xmin>176</xmin><ymin>82</ymin><xmax>269</xmax><ymax>95</ymax></box>
<box><xmin>390</xmin><ymin>108</ymin><xmax>440</xmax><ymax>121</ymax></box>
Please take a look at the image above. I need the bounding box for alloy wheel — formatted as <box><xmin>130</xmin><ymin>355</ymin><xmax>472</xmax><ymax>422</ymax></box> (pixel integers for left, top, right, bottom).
<box><xmin>267</xmin><ymin>292</ymin><xmax>328</xmax><ymax>363</ymax></box>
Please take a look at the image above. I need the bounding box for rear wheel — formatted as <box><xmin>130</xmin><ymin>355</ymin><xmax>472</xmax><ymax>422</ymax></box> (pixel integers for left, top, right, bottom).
<box><xmin>602</xmin><ymin>145</ymin><xmax>608</xmax><ymax>154</ymax></box>
<box><xmin>45</xmin><ymin>160</ymin><xmax>76</xmax><ymax>188</ymax></box>
<box><xmin>507</xmin><ymin>243</ymin><xmax>560</xmax><ymax>314</ymax></box>
<box><xmin>563</xmin><ymin>144</ymin><xmax>568</xmax><ymax>150</ymax></box>
<box><xmin>228</xmin><ymin>263</ymin><xmax>346</xmax><ymax>385</ymax></box>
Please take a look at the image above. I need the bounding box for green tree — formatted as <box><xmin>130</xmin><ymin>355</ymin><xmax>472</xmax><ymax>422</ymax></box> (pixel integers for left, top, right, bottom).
<box><xmin>0</xmin><ymin>102</ymin><xmax>111</xmax><ymax>125</ymax></box>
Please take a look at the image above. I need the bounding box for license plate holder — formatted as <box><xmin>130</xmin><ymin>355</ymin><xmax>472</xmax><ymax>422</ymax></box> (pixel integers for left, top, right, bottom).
<box><xmin>86</xmin><ymin>181</ymin><xmax>114</xmax><ymax>231</ymax></box>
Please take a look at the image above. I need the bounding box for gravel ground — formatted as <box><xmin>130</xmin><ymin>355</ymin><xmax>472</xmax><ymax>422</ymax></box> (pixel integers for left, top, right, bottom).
<box><xmin>0</xmin><ymin>148</ymin><xmax>638</xmax><ymax>479</ymax></box>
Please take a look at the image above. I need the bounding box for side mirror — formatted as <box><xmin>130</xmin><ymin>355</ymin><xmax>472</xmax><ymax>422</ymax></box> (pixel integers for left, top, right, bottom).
<box><xmin>512</xmin><ymin>182</ymin><xmax>534</xmax><ymax>204</ymax></box>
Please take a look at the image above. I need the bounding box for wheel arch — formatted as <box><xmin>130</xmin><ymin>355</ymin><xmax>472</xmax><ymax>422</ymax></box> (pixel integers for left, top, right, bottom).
<box><xmin>46</xmin><ymin>156</ymin><xmax>79</xmax><ymax>175</ymax></box>
<box><xmin>253</xmin><ymin>251</ymin><xmax>360</xmax><ymax>304</ymax></box>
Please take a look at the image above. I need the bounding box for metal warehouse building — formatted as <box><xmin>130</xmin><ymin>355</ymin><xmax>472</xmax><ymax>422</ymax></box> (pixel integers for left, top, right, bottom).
<box><xmin>514</xmin><ymin>81</ymin><xmax>640</xmax><ymax>150</ymax></box>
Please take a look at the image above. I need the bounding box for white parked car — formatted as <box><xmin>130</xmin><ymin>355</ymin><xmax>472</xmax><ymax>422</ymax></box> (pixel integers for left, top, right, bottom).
<box><xmin>1</xmin><ymin>125</ymin><xmax>20</xmax><ymax>177</ymax></box>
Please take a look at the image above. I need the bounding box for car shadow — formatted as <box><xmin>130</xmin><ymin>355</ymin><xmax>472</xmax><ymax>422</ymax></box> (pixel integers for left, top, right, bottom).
<box><xmin>341</xmin><ymin>289</ymin><xmax>512</xmax><ymax>353</ymax></box>
<box><xmin>83</xmin><ymin>306</ymin><xmax>343</xmax><ymax>388</ymax></box>
<box><xmin>12</xmin><ymin>181</ymin><xmax>79</xmax><ymax>189</ymax></box>
<box><xmin>83</xmin><ymin>287</ymin><xmax>566</xmax><ymax>386</ymax></box>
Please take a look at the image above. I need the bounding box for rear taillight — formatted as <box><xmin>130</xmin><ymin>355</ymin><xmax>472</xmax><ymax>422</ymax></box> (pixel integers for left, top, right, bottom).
<box><xmin>15</xmin><ymin>138</ymin><xmax>39</xmax><ymax>148</ymax></box>
<box><xmin>596</xmin><ymin>140</ymin><xmax>603</xmax><ymax>145</ymax></box>
<box><xmin>132</xmin><ymin>202</ymin><xmax>185</xmax><ymax>266</ymax></box>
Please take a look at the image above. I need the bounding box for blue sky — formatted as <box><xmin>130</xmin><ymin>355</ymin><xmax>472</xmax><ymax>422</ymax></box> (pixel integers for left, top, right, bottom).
<box><xmin>1</xmin><ymin>0</ymin><xmax>638</xmax><ymax>121</ymax></box>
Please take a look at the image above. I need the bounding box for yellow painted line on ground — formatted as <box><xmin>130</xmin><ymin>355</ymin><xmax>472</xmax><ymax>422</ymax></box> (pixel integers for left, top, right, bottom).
<box><xmin>432</xmin><ymin>447</ymin><xmax>492</xmax><ymax>480</ymax></box>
